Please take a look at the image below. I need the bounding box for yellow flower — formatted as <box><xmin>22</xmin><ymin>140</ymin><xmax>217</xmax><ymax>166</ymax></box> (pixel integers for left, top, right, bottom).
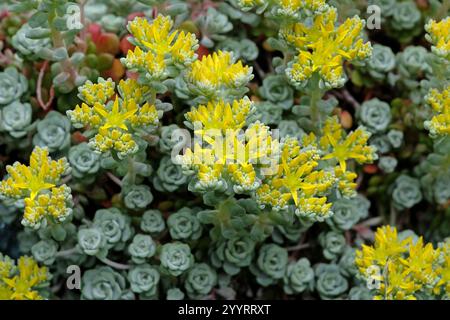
<box><xmin>0</xmin><ymin>256</ymin><xmax>48</xmax><ymax>300</ymax></box>
<box><xmin>185</xmin><ymin>97</ymin><xmax>254</xmax><ymax>134</ymax></box>
<box><xmin>278</xmin><ymin>0</ymin><xmax>327</xmax><ymax>14</ymax></box>
<box><xmin>283</xmin><ymin>8</ymin><xmax>372</xmax><ymax>88</ymax></box>
<box><xmin>426</xmin><ymin>17</ymin><xmax>450</xmax><ymax>59</ymax></box>
<box><xmin>355</xmin><ymin>226</ymin><xmax>409</xmax><ymax>272</ymax></box>
<box><xmin>237</xmin><ymin>0</ymin><xmax>266</xmax><ymax>10</ymax></box>
<box><xmin>77</xmin><ymin>78</ymin><xmax>115</xmax><ymax>105</ymax></box>
<box><xmin>179</xmin><ymin>119</ymin><xmax>277</xmax><ymax>193</ymax></box>
<box><xmin>67</xmin><ymin>78</ymin><xmax>159</xmax><ymax>158</ymax></box>
<box><xmin>434</xmin><ymin>241</ymin><xmax>450</xmax><ymax>296</ymax></box>
<box><xmin>123</xmin><ymin>15</ymin><xmax>198</xmax><ymax>80</ymax></box>
<box><xmin>255</xmin><ymin>137</ymin><xmax>335</xmax><ymax>220</ymax></box>
<box><xmin>334</xmin><ymin>167</ymin><xmax>357</xmax><ymax>197</ymax></box>
<box><xmin>425</xmin><ymin>86</ymin><xmax>450</xmax><ymax>136</ymax></box>
<box><xmin>355</xmin><ymin>226</ymin><xmax>446</xmax><ymax>300</ymax></box>
<box><xmin>400</xmin><ymin>238</ymin><xmax>439</xmax><ymax>285</ymax></box>
<box><xmin>0</xmin><ymin>147</ymin><xmax>71</xmax><ymax>228</ymax></box>
<box><xmin>124</xmin><ymin>46</ymin><xmax>166</xmax><ymax>80</ymax></box>
<box><xmin>187</xmin><ymin>51</ymin><xmax>254</xmax><ymax>101</ymax></box>
<box><xmin>94</xmin><ymin>98</ymin><xmax>137</xmax><ymax>131</ymax></box>
<box><xmin>320</xmin><ymin>117</ymin><xmax>377</xmax><ymax>172</ymax></box>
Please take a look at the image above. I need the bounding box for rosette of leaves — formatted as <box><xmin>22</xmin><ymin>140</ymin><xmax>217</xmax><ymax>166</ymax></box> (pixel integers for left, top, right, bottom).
<box><xmin>153</xmin><ymin>156</ymin><xmax>188</xmax><ymax>192</ymax></box>
<box><xmin>77</xmin><ymin>227</ymin><xmax>107</xmax><ymax>257</ymax></box>
<box><xmin>386</xmin><ymin>129</ymin><xmax>404</xmax><ymax>149</ymax></box>
<box><xmin>385</xmin><ymin>1</ymin><xmax>422</xmax><ymax>44</ymax></box>
<box><xmin>11</xmin><ymin>23</ymin><xmax>51</xmax><ymax>59</ymax></box>
<box><xmin>391</xmin><ymin>174</ymin><xmax>423</xmax><ymax>210</ymax></box>
<box><xmin>100</xmin><ymin>141</ymin><xmax>153</xmax><ymax>178</ymax></box>
<box><xmin>369</xmin><ymin>135</ymin><xmax>391</xmax><ymax>154</ymax></box>
<box><xmin>127</xmin><ymin>264</ymin><xmax>160</xmax><ymax>297</ymax></box>
<box><xmin>197</xmin><ymin>199</ymin><xmax>254</xmax><ymax>240</ymax></box>
<box><xmin>327</xmin><ymin>195</ymin><xmax>370</xmax><ymax>231</ymax></box>
<box><xmin>259</xmin><ymin>74</ymin><xmax>294</xmax><ymax>109</ymax></box>
<box><xmin>158</xmin><ymin>124</ymin><xmax>180</xmax><ymax>154</ymax></box>
<box><xmin>32</xmin><ymin>111</ymin><xmax>71</xmax><ymax>153</ymax></box>
<box><xmin>140</xmin><ymin>209</ymin><xmax>166</xmax><ymax>237</ymax></box>
<box><xmin>68</xmin><ymin>143</ymin><xmax>101</xmax><ymax>182</ymax></box>
<box><xmin>217</xmin><ymin>38</ymin><xmax>259</xmax><ymax>62</ymax></box>
<box><xmin>250</xmin><ymin>244</ymin><xmax>288</xmax><ymax>287</ymax></box>
<box><xmin>159</xmin><ymin>242</ymin><xmax>194</xmax><ymax>277</ymax></box>
<box><xmin>17</xmin><ymin>229</ymin><xmax>40</xmax><ymax>254</ymax></box>
<box><xmin>315</xmin><ymin>263</ymin><xmax>349</xmax><ymax>300</ymax></box>
<box><xmin>253</xmin><ymin>101</ymin><xmax>283</xmax><ymax>125</ymax></box>
<box><xmin>338</xmin><ymin>246</ymin><xmax>358</xmax><ymax>277</ymax></box>
<box><xmin>368</xmin><ymin>0</ymin><xmax>396</xmax><ymax>18</ymax></box>
<box><xmin>354</xmin><ymin>44</ymin><xmax>396</xmax><ymax>86</ymax></box>
<box><xmin>0</xmin><ymin>101</ymin><xmax>33</xmax><ymax>138</ymax></box>
<box><xmin>123</xmin><ymin>185</ymin><xmax>153</xmax><ymax>210</ymax></box>
<box><xmin>128</xmin><ymin>234</ymin><xmax>156</xmax><ymax>264</ymax></box>
<box><xmin>348</xmin><ymin>286</ymin><xmax>374</xmax><ymax>300</ymax></box>
<box><xmin>0</xmin><ymin>67</ymin><xmax>28</xmax><ymax>105</ymax></box>
<box><xmin>239</xmin><ymin>39</ymin><xmax>259</xmax><ymax>61</ymax></box>
<box><xmin>184</xmin><ymin>263</ymin><xmax>217</xmax><ymax>299</ymax></box>
<box><xmin>378</xmin><ymin>156</ymin><xmax>398</xmax><ymax>173</ymax></box>
<box><xmin>31</xmin><ymin>239</ymin><xmax>58</xmax><ymax>265</ymax></box>
<box><xmin>273</xmin><ymin>212</ymin><xmax>312</xmax><ymax>244</ymax></box>
<box><xmin>99</xmin><ymin>14</ymin><xmax>126</xmax><ymax>34</ymax></box>
<box><xmin>283</xmin><ymin>258</ymin><xmax>315</xmax><ymax>295</ymax></box>
<box><xmin>210</xmin><ymin>235</ymin><xmax>256</xmax><ymax>276</ymax></box>
<box><xmin>278</xmin><ymin>120</ymin><xmax>305</xmax><ymax>140</ymax></box>
<box><xmin>166</xmin><ymin>288</ymin><xmax>185</xmax><ymax>300</ymax></box>
<box><xmin>92</xmin><ymin>207</ymin><xmax>133</xmax><ymax>250</ymax></box>
<box><xmin>394</xmin><ymin>46</ymin><xmax>430</xmax><ymax>90</ymax></box>
<box><xmin>0</xmin><ymin>200</ymin><xmax>18</xmax><ymax>224</ymax></box>
<box><xmin>198</xmin><ymin>7</ymin><xmax>233</xmax><ymax>47</ymax></box>
<box><xmin>167</xmin><ymin>207</ymin><xmax>202</xmax><ymax>241</ymax></box>
<box><xmin>357</xmin><ymin>99</ymin><xmax>392</xmax><ymax>133</ymax></box>
<box><xmin>318</xmin><ymin>231</ymin><xmax>346</xmax><ymax>261</ymax></box>
<box><xmin>414</xmin><ymin>138</ymin><xmax>450</xmax><ymax>205</ymax></box>
<box><xmin>81</xmin><ymin>266</ymin><xmax>127</xmax><ymax>300</ymax></box>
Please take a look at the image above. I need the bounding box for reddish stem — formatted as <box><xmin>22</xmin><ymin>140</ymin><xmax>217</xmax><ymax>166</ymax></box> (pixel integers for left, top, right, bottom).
<box><xmin>36</xmin><ymin>61</ymin><xmax>55</xmax><ymax>111</ymax></box>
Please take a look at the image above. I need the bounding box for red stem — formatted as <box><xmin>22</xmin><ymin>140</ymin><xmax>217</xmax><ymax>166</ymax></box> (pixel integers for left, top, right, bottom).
<box><xmin>36</xmin><ymin>61</ymin><xmax>55</xmax><ymax>111</ymax></box>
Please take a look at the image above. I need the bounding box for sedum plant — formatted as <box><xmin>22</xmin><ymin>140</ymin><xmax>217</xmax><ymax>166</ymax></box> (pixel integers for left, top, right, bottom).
<box><xmin>356</xmin><ymin>226</ymin><xmax>449</xmax><ymax>300</ymax></box>
<box><xmin>0</xmin><ymin>0</ymin><xmax>448</xmax><ymax>302</ymax></box>
<box><xmin>0</xmin><ymin>147</ymin><xmax>72</xmax><ymax>229</ymax></box>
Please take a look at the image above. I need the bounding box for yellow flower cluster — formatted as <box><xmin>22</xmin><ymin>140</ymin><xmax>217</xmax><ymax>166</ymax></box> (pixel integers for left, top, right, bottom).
<box><xmin>187</xmin><ymin>51</ymin><xmax>254</xmax><ymax>101</ymax></box>
<box><xmin>426</xmin><ymin>17</ymin><xmax>450</xmax><ymax>60</ymax></box>
<box><xmin>0</xmin><ymin>147</ymin><xmax>72</xmax><ymax>228</ymax></box>
<box><xmin>283</xmin><ymin>8</ymin><xmax>372</xmax><ymax>89</ymax></box>
<box><xmin>355</xmin><ymin>226</ymin><xmax>450</xmax><ymax>300</ymax></box>
<box><xmin>122</xmin><ymin>15</ymin><xmax>199</xmax><ymax>81</ymax></box>
<box><xmin>177</xmin><ymin>42</ymin><xmax>374</xmax><ymax>216</ymax></box>
<box><xmin>425</xmin><ymin>86</ymin><xmax>450</xmax><ymax>136</ymax></box>
<box><xmin>179</xmin><ymin>97</ymin><xmax>278</xmax><ymax>193</ymax></box>
<box><xmin>185</xmin><ymin>97</ymin><xmax>254</xmax><ymax>134</ymax></box>
<box><xmin>78</xmin><ymin>78</ymin><xmax>115</xmax><ymax>105</ymax></box>
<box><xmin>0</xmin><ymin>255</ymin><xmax>49</xmax><ymax>300</ymax></box>
<box><xmin>320</xmin><ymin>117</ymin><xmax>377</xmax><ymax>172</ymax></box>
<box><xmin>255</xmin><ymin>137</ymin><xmax>335</xmax><ymax>220</ymax></box>
<box><xmin>67</xmin><ymin>78</ymin><xmax>159</xmax><ymax>158</ymax></box>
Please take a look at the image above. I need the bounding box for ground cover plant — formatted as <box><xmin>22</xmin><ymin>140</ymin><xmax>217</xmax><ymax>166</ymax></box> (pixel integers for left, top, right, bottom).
<box><xmin>0</xmin><ymin>0</ymin><xmax>449</xmax><ymax>300</ymax></box>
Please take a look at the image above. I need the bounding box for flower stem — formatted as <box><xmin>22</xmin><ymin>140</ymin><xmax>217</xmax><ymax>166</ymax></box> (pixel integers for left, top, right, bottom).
<box><xmin>310</xmin><ymin>78</ymin><xmax>324</xmax><ymax>133</ymax></box>
<box><xmin>106</xmin><ymin>172</ymin><xmax>123</xmax><ymax>187</ymax></box>
<box><xmin>127</xmin><ymin>156</ymin><xmax>136</xmax><ymax>186</ymax></box>
<box><xmin>99</xmin><ymin>257</ymin><xmax>131</xmax><ymax>270</ymax></box>
<box><xmin>55</xmin><ymin>247</ymin><xmax>78</xmax><ymax>257</ymax></box>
